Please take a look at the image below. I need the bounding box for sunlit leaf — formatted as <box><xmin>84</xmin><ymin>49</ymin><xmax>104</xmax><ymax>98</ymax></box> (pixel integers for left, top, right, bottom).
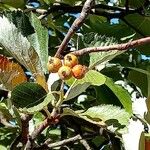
<box><xmin>82</xmin><ymin>33</ymin><xmax>125</xmax><ymax>69</ymax></box>
<box><xmin>80</xmin><ymin>105</ymin><xmax>130</xmax><ymax>132</ymax></box>
<box><xmin>28</xmin><ymin>13</ymin><xmax>48</xmax><ymax>73</ymax></box>
<box><xmin>105</xmin><ymin>77</ymin><xmax>132</xmax><ymax>114</ymax></box>
<box><xmin>65</xmin><ymin>70</ymin><xmax>106</xmax><ymax>101</ymax></box>
<box><xmin>0</xmin><ymin>15</ymin><xmax>48</xmax><ymax>91</ymax></box>
<box><xmin>0</xmin><ymin>55</ymin><xmax>27</xmax><ymax>91</ymax></box>
<box><xmin>62</xmin><ymin>105</ymin><xmax>130</xmax><ymax>133</ymax></box>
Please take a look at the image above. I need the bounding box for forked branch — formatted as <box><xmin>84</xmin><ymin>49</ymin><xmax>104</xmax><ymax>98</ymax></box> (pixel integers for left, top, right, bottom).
<box><xmin>55</xmin><ymin>0</ymin><xmax>95</xmax><ymax>58</ymax></box>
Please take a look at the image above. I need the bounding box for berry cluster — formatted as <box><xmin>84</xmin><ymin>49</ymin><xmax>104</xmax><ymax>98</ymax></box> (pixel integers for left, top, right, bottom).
<box><xmin>47</xmin><ymin>54</ymin><xmax>87</xmax><ymax>80</ymax></box>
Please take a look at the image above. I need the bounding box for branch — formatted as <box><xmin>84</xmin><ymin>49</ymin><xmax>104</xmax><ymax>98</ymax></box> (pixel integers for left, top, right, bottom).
<box><xmin>72</xmin><ymin>37</ymin><xmax>150</xmax><ymax>56</ymax></box>
<box><xmin>36</xmin><ymin>3</ymin><xmax>136</xmax><ymax>19</ymax></box>
<box><xmin>25</xmin><ymin>118</ymin><xmax>51</xmax><ymax>150</ymax></box>
<box><xmin>48</xmin><ymin>134</ymin><xmax>81</xmax><ymax>148</ymax></box>
<box><xmin>80</xmin><ymin>138</ymin><xmax>92</xmax><ymax>150</ymax></box>
<box><xmin>55</xmin><ymin>0</ymin><xmax>94</xmax><ymax>58</ymax></box>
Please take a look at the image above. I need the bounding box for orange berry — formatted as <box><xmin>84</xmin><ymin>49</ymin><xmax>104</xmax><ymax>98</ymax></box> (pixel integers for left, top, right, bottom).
<box><xmin>72</xmin><ymin>65</ymin><xmax>87</xmax><ymax>79</ymax></box>
<box><xmin>64</xmin><ymin>53</ymin><xmax>78</xmax><ymax>68</ymax></box>
<box><xmin>58</xmin><ymin>66</ymin><xmax>72</xmax><ymax>80</ymax></box>
<box><xmin>47</xmin><ymin>57</ymin><xmax>62</xmax><ymax>73</ymax></box>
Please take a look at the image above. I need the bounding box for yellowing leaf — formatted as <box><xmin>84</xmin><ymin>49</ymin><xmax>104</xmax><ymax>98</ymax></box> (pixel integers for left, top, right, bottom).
<box><xmin>0</xmin><ymin>55</ymin><xmax>27</xmax><ymax>90</ymax></box>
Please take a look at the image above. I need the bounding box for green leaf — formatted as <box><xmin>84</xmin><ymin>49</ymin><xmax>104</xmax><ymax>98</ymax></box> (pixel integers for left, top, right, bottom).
<box><xmin>11</xmin><ymin>82</ymin><xmax>47</xmax><ymax>110</ymax></box>
<box><xmin>65</xmin><ymin>70</ymin><xmax>106</xmax><ymax>101</ymax></box>
<box><xmin>28</xmin><ymin>13</ymin><xmax>48</xmax><ymax>73</ymax></box>
<box><xmin>62</xmin><ymin>105</ymin><xmax>130</xmax><ymax>133</ymax></box>
<box><xmin>124</xmin><ymin>14</ymin><xmax>150</xmax><ymax>55</ymax></box>
<box><xmin>0</xmin><ymin>145</ymin><xmax>7</xmax><ymax>150</ymax></box>
<box><xmin>0</xmin><ymin>15</ymin><xmax>48</xmax><ymax>90</ymax></box>
<box><xmin>128</xmin><ymin>67</ymin><xmax>150</xmax><ymax>76</ymax></box>
<box><xmin>0</xmin><ymin>103</ymin><xmax>12</xmax><ymax>121</ymax></box>
<box><xmin>0</xmin><ymin>15</ymin><xmax>43</xmax><ymax>74</ymax></box>
<box><xmin>42</xmin><ymin>0</ymin><xmax>55</xmax><ymax>4</ymax></box>
<box><xmin>82</xmin><ymin>33</ymin><xmax>125</xmax><ymax>69</ymax></box>
<box><xmin>105</xmin><ymin>77</ymin><xmax>132</xmax><ymax>114</ymax></box>
<box><xmin>0</xmin><ymin>0</ymin><xmax>25</xmax><ymax>8</ymax></box>
<box><xmin>80</xmin><ymin>105</ymin><xmax>130</xmax><ymax>132</ymax></box>
<box><xmin>0</xmin><ymin>127</ymin><xmax>18</xmax><ymax>148</ymax></box>
<box><xmin>24</xmin><ymin>93</ymin><xmax>55</xmax><ymax>114</ymax></box>
<box><xmin>61</xmin><ymin>0</ymin><xmax>82</xmax><ymax>6</ymax></box>
<box><xmin>128</xmin><ymin>69</ymin><xmax>148</xmax><ymax>97</ymax></box>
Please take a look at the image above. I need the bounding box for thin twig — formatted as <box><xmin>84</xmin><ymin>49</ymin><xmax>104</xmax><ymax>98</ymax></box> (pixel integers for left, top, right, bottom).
<box><xmin>55</xmin><ymin>0</ymin><xmax>95</xmax><ymax>58</ymax></box>
<box><xmin>25</xmin><ymin>118</ymin><xmax>51</xmax><ymax>149</ymax></box>
<box><xmin>80</xmin><ymin>139</ymin><xmax>92</xmax><ymax>150</ymax></box>
<box><xmin>48</xmin><ymin>134</ymin><xmax>81</xmax><ymax>148</ymax></box>
<box><xmin>72</xmin><ymin>36</ymin><xmax>150</xmax><ymax>56</ymax></box>
<box><xmin>36</xmin><ymin>3</ymin><xmax>136</xmax><ymax>20</ymax></box>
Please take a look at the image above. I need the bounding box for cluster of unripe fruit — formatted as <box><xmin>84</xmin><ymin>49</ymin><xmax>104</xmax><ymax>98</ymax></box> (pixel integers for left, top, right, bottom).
<box><xmin>47</xmin><ymin>53</ymin><xmax>87</xmax><ymax>80</ymax></box>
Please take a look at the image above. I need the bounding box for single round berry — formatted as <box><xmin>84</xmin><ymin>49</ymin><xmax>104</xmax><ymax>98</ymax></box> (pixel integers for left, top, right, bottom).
<box><xmin>47</xmin><ymin>57</ymin><xmax>62</xmax><ymax>73</ymax></box>
<box><xmin>58</xmin><ymin>66</ymin><xmax>72</xmax><ymax>80</ymax></box>
<box><xmin>72</xmin><ymin>65</ymin><xmax>87</xmax><ymax>79</ymax></box>
<box><xmin>64</xmin><ymin>53</ymin><xmax>78</xmax><ymax>68</ymax></box>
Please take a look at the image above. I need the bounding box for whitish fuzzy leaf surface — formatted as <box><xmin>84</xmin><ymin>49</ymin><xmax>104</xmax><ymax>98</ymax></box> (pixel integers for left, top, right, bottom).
<box><xmin>62</xmin><ymin>105</ymin><xmax>130</xmax><ymax>132</ymax></box>
<box><xmin>0</xmin><ymin>16</ymin><xmax>47</xmax><ymax>90</ymax></box>
<box><xmin>80</xmin><ymin>105</ymin><xmax>130</xmax><ymax>131</ymax></box>
<box><xmin>82</xmin><ymin>33</ymin><xmax>125</xmax><ymax>69</ymax></box>
<box><xmin>65</xmin><ymin>70</ymin><xmax>106</xmax><ymax>101</ymax></box>
<box><xmin>28</xmin><ymin>13</ymin><xmax>48</xmax><ymax>73</ymax></box>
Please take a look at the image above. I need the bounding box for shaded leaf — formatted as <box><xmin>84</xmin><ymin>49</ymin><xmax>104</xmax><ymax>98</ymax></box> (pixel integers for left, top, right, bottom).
<box><xmin>0</xmin><ymin>55</ymin><xmax>27</xmax><ymax>91</ymax></box>
<box><xmin>23</xmin><ymin>93</ymin><xmax>55</xmax><ymax>114</ymax></box>
<box><xmin>0</xmin><ymin>127</ymin><xmax>18</xmax><ymax>148</ymax></box>
<box><xmin>125</xmin><ymin>13</ymin><xmax>150</xmax><ymax>55</ymax></box>
<box><xmin>0</xmin><ymin>0</ymin><xmax>25</xmax><ymax>8</ymax></box>
<box><xmin>105</xmin><ymin>77</ymin><xmax>132</xmax><ymax>114</ymax></box>
<box><xmin>28</xmin><ymin>13</ymin><xmax>48</xmax><ymax>73</ymax></box>
<box><xmin>65</xmin><ymin>70</ymin><xmax>106</xmax><ymax>101</ymax></box>
<box><xmin>11</xmin><ymin>82</ymin><xmax>47</xmax><ymax>110</ymax></box>
<box><xmin>128</xmin><ymin>67</ymin><xmax>150</xmax><ymax>76</ymax></box>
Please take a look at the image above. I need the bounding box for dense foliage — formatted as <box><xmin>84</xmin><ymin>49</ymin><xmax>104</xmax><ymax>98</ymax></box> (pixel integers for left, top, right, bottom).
<box><xmin>0</xmin><ymin>0</ymin><xmax>150</xmax><ymax>150</ymax></box>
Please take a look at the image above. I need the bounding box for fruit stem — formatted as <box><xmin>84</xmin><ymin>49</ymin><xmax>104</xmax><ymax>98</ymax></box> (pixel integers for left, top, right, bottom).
<box><xmin>64</xmin><ymin>79</ymin><xmax>77</xmax><ymax>100</ymax></box>
<box><xmin>55</xmin><ymin>81</ymin><xmax>64</xmax><ymax>108</ymax></box>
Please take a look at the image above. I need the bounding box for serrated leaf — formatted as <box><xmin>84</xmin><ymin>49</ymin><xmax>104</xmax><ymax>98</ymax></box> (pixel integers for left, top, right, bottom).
<box><xmin>0</xmin><ymin>15</ymin><xmax>48</xmax><ymax>91</ymax></box>
<box><xmin>105</xmin><ymin>77</ymin><xmax>132</xmax><ymax>114</ymax></box>
<box><xmin>11</xmin><ymin>82</ymin><xmax>47</xmax><ymax>110</ymax></box>
<box><xmin>62</xmin><ymin>105</ymin><xmax>130</xmax><ymax>132</ymax></box>
<box><xmin>80</xmin><ymin>105</ymin><xmax>130</xmax><ymax>131</ymax></box>
<box><xmin>28</xmin><ymin>13</ymin><xmax>48</xmax><ymax>73</ymax></box>
<box><xmin>65</xmin><ymin>70</ymin><xmax>106</xmax><ymax>101</ymax></box>
<box><xmin>0</xmin><ymin>55</ymin><xmax>27</xmax><ymax>91</ymax></box>
<box><xmin>82</xmin><ymin>33</ymin><xmax>125</xmax><ymax>69</ymax></box>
